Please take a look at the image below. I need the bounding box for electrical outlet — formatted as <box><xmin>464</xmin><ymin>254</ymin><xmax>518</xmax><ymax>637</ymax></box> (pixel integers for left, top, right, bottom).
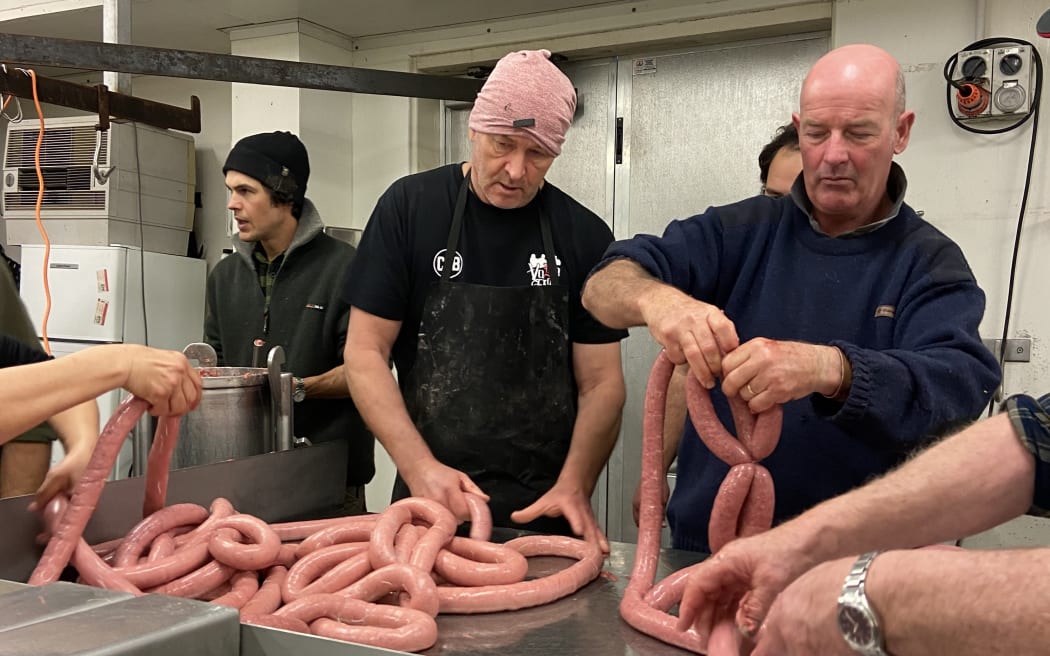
<box><xmin>982</xmin><ymin>337</ymin><xmax>1032</xmax><ymax>362</ymax></box>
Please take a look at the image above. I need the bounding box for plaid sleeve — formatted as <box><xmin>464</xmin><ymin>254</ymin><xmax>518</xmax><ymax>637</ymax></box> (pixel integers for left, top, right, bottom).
<box><xmin>1003</xmin><ymin>393</ymin><xmax>1050</xmax><ymax>513</ymax></box>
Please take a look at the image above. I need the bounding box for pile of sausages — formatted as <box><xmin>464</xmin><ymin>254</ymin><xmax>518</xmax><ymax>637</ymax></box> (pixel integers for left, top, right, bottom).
<box><xmin>28</xmin><ymin>396</ymin><xmax>604</xmax><ymax>653</ymax></box>
<box><xmin>620</xmin><ymin>351</ymin><xmax>782</xmax><ymax>653</ymax></box>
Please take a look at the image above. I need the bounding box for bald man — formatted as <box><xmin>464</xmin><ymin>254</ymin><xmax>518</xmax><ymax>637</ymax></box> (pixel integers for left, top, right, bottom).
<box><xmin>582</xmin><ymin>44</ymin><xmax>999</xmax><ymax>554</ymax></box>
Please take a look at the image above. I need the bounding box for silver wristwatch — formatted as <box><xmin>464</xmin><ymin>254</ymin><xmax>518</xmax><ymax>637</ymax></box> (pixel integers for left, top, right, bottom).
<box><xmin>837</xmin><ymin>551</ymin><xmax>889</xmax><ymax>656</ymax></box>
<box><xmin>292</xmin><ymin>377</ymin><xmax>306</xmax><ymax>403</ymax></box>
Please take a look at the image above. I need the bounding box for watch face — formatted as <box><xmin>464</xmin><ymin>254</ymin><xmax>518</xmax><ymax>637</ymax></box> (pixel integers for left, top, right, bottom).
<box><xmin>838</xmin><ymin>604</ymin><xmax>875</xmax><ymax>646</ymax></box>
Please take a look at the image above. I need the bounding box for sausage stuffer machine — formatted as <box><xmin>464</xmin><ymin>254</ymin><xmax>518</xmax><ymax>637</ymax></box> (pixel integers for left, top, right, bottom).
<box><xmin>0</xmin><ymin>440</ymin><xmax>706</xmax><ymax>656</ymax></box>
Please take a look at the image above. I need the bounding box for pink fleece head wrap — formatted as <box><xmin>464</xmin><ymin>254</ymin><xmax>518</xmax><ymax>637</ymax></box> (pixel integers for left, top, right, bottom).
<box><xmin>468</xmin><ymin>49</ymin><xmax>576</xmax><ymax>157</ymax></box>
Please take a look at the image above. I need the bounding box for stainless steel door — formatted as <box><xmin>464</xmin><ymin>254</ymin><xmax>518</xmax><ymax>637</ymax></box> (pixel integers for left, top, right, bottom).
<box><xmin>444</xmin><ymin>34</ymin><xmax>828</xmax><ymax>543</ymax></box>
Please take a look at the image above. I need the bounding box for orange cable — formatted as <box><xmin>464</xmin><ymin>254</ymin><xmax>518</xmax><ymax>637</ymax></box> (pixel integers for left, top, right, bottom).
<box><xmin>27</xmin><ymin>69</ymin><xmax>52</xmax><ymax>355</ymax></box>
<box><xmin>1</xmin><ymin>94</ymin><xmax>10</xmax><ymax>111</ymax></box>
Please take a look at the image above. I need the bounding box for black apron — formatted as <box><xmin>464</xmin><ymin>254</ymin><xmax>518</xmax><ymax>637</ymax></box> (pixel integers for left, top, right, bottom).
<box><xmin>393</xmin><ymin>171</ymin><xmax>577</xmax><ymax>535</ymax></box>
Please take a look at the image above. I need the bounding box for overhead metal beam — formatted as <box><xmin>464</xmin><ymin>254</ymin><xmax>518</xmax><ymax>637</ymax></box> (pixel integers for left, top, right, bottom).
<box><xmin>0</xmin><ymin>32</ymin><xmax>484</xmax><ymax>102</ymax></box>
<box><xmin>0</xmin><ymin>67</ymin><xmax>201</xmax><ymax>132</ymax></box>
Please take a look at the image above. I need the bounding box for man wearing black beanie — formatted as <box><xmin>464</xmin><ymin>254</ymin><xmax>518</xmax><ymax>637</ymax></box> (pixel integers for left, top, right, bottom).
<box><xmin>204</xmin><ymin>131</ymin><xmax>374</xmax><ymax>514</ymax></box>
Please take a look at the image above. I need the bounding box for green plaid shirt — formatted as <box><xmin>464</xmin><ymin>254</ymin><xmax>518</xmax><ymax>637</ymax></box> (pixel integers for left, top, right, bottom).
<box><xmin>1004</xmin><ymin>393</ymin><xmax>1050</xmax><ymax>513</ymax></box>
<box><xmin>252</xmin><ymin>244</ymin><xmax>286</xmax><ymax>308</ymax></box>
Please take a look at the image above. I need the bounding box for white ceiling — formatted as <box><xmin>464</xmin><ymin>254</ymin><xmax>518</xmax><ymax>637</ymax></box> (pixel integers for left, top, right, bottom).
<box><xmin>0</xmin><ymin>0</ymin><xmax>634</xmax><ymax>54</ymax></box>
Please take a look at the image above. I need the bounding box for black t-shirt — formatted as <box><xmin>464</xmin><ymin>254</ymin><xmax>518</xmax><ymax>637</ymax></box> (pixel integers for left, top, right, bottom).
<box><xmin>346</xmin><ymin>163</ymin><xmax>627</xmax><ymax>381</ymax></box>
<box><xmin>0</xmin><ymin>334</ymin><xmax>51</xmax><ymax>368</ymax></box>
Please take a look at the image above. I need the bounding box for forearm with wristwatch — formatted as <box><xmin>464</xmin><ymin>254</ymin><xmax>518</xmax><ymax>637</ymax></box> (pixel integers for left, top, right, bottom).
<box><xmin>292</xmin><ymin>376</ymin><xmax>307</xmax><ymax>402</ymax></box>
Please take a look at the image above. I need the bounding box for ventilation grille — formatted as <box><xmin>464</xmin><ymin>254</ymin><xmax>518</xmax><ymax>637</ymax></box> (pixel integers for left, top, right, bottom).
<box><xmin>4</xmin><ymin>124</ymin><xmax>108</xmax><ymax>168</ymax></box>
<box><xmin>4</xmin><ymin>123</ymin><xmax>109</xmax><ymax>211</ymax></box>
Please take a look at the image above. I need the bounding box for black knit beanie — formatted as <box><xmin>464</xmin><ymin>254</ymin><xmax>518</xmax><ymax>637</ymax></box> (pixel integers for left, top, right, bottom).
<box><xmin>223</xmin><ymin>131</ymin><xmax>310</xmax><ymax>209</ymax></box>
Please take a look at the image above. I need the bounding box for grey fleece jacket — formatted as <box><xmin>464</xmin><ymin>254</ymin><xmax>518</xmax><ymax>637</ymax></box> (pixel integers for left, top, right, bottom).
<box><xmin>203</xmin><ymin>199</ymin><xmax>374</xmax><ymax>486</ymax></box>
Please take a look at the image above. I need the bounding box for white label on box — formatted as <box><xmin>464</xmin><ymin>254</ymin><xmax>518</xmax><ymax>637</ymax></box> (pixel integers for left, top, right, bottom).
<box><xmin>94</xmin><ymin>298</ymin><xmax>109</xmax><ymax>326</ymax></box>
<box><xmin>96</xmin><ymin>268</ymin><xmax>109</xmax><ymax>292</ymax></box>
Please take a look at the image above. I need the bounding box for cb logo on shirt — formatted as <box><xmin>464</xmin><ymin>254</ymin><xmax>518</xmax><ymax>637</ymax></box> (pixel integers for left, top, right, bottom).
<box><xmin>432</xmin><ymin>249</ymin><xmax>463</xmax><ymax>279</ymax></box>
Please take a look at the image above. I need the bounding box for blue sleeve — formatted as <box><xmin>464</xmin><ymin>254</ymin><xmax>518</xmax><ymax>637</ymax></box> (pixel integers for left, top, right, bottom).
<box><xmin>815</xmin><ymin>243</ymin><xmax>1001</xmax><ymax>447</ymax></box>
<box><xmin>593</xmin><ymin>209</ymin><xmax>724</xmax><ymax>300</ymax></box>
<box><xmin>1003</xmin><ymin>393</ymin><xmax>1050</xmax><ymax>512</ymax></box>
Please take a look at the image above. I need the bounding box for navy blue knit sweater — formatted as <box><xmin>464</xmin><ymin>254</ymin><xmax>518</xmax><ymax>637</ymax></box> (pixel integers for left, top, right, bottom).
<box><xmin>600</xmin><ymin>169</ymin><xmax>1001</xmax><ymax>552</ymax></box>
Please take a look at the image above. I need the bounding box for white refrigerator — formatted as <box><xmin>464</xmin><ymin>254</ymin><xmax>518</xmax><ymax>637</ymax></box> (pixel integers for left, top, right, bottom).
<box><xmin>19</xmin><ymin>244</ymin><xmax>207</xmax><ymax>477</ymax></box>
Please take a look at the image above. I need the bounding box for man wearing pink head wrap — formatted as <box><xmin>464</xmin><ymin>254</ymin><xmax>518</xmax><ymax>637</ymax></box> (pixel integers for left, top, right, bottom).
<box><xmin>345</xmin><ymin>49</ymin><xmax>626</xmax><ymax>552</ymax></box>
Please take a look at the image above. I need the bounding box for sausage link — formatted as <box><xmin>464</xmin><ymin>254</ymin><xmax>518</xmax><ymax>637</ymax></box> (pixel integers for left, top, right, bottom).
<box><xmin>707</xmin><ymin>463</ymin><xmax>757</xmax><ymax>554</ymax></box>
<box><xmin>142</xmin><ymin>416</ymin><xmax>180</xmax><ymax>517</ymax></box>
<box><xmin>433</xmin><ymin>536</ymin><xmax>528</xmax><ymax>587</ymax></box>
<box><xmin>463</xmin><ymin>492</ymin><xmax>492</xmax><ymax>541</ymax></box>
<box><xmin>340</xmin><ymin>563</ymin><xmax>440</xmax><ymax>617</ymax></box>
<box><xmin>146</xmin><ymin>558</ymin><xmax>237</xmax><ymax>598</ymax></box>
<box><xmin>738</xmin><ymin>464</ymin><xmax>775</xmax><ymax>539</ymax></box>
<box><xmin>369</xmin><ymin>498</ymin><xmax>456</xmax><ymax>572</ymax></box>
<box><xmin>114</xmin><ymin>503</ymin><xmax>209</xmax><ymax>566</ymax></box>
<box><xmin>686</xmin><ymin>374</ymin><xmax>753</xmax><ymax>465</ymax></box>
<box><xmin>269</xmin><ymin>514</ymin><xmax>377</xmax><ymax>543</ymax></box>
<box><xmin>748</xmin><ymin>405</ymin><xmax>783</xmax><ymax>462</ymax></box>
<box><xmin>276</xmin><ymin>594</ymin><xmax>438</xmax><ymax>653</ymax></box>
<box><xmin>115</xmin><ymin>540</ymin><xmax>212</xmax><ymax>589</ymax></box>
<box><xmin>208</xmin><ymin>514</ymin><xmax>282</xmax><ymax>571</ymax></box>
<box><xmin>241</xmin><ymin>566</ymin><xmax>288</xmax><ymax>616</ymax></box>
<box><xmin>283</xmin><ymin>545</ymin><xmax>371</xmax><ymax>602</ymax></box>
<box><xmin>211</xmin><ymin>569</ymin><xmax>261</xmax><ymax>609</ymax></box>
<box><xmin>295</xmin><ymin>523</ymin><xmax>373</xmax><ymax>558</ymax></box>
<box><xmin>437</xmin><ymin>536</ymin><xmax>602</xmax><ymax>614</ymax></box>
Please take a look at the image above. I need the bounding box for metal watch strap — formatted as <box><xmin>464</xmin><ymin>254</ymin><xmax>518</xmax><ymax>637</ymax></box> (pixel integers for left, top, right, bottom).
<box><xmin>844</xmin><ymin>550</ymin><xmax>879</xmax><ymax>591</ymax></box>
<box><xmin>838</xmin><ymin>550</ymin><xmax>889</xmax><ymax>656</ymax></box>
